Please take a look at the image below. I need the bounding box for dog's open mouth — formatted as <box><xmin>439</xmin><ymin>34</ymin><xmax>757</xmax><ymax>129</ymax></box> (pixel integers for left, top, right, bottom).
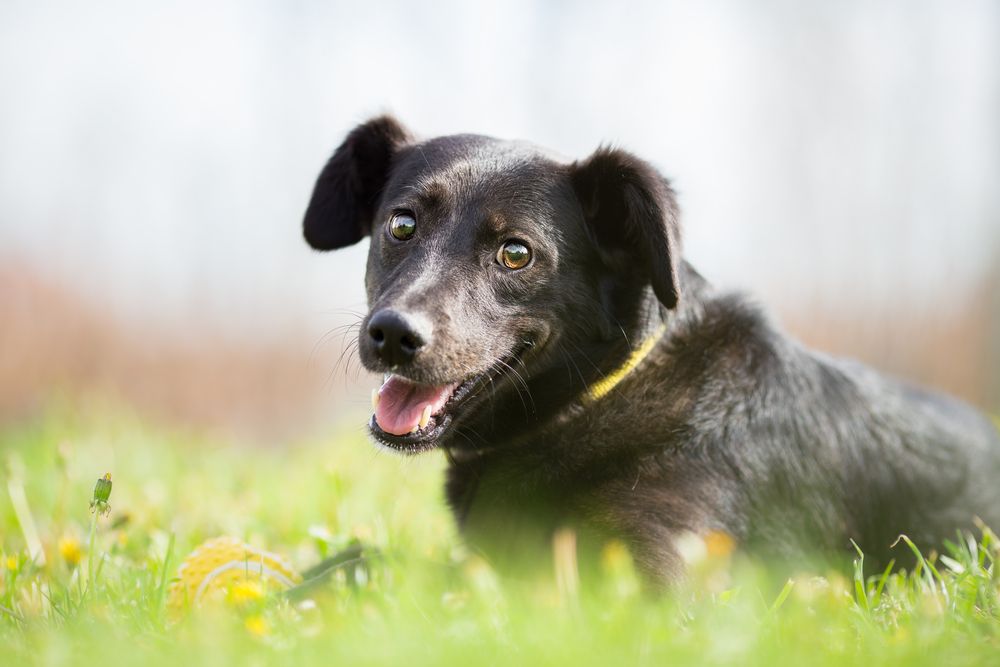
<box><xmin>368</xmin><ymin>344</ymin><xmax>531</xmax><ymax>453</ymax></box>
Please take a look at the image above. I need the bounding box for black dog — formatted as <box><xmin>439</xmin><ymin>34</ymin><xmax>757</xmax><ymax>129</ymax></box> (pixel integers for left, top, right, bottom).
<box><xmin>303</xmin><ymin>115</ymin><xmax>1000</xmax><ymax>582</ymax></box>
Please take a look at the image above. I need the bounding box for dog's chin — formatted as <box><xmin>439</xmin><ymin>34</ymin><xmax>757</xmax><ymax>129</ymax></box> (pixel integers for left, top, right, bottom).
<box><xmin>367</xmin><ymin>342</ymin><xmax>534</xmax><ymax>455</ymax></box>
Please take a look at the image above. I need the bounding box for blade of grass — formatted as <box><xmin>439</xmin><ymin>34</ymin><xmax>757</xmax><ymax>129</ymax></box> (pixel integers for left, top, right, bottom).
<box><xmin>87</xmin><ymin>510</ymin><xmax>98</xmax><ymax>595</ymax></box>
<box><xmin>0</xmin><ymin>604</ymin><xmax>24</xmax><ymax>623</ymax></box>
<box><xmin>851</xmin><ymin>539</ymin><xmax>869</xmax><ymax>613</ymax></box>
<box><xmin>768</xmin><ymin>579</ymin><xmax>795</xmax><ymax>615</ymax></box>
<box><xmin>893</xmin><ymin>534</ymin><xmax>946</xmax><ymax>609</ymax></box>
<box><xmin>155</xmin><ymin>532</ymin><xmax>175</xmax><ymax>615</ymax></box>
<box><xmin>871</xmin><ymin>559</ymin><xmax>895</xmax><ymax>609</ymax></box>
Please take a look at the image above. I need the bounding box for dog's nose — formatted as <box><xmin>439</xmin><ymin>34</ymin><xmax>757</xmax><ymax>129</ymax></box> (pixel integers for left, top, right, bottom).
<box><xmin>367</xmin><ymin>309</ymin><xmax>427</xmax><ymax>367</ymax></box>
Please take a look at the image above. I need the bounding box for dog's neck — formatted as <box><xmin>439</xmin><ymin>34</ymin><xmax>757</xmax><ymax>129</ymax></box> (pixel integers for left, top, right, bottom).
<box><xmin>443</xmin><ymin>262</ymin><xmax>712</xmax><ymax>466</ymax></box>
<box><xmin>581</xmin><ymin>321</ymin><xmax>668</xmax><ymax>403</ymax></box>
<box><xmin>581</xmin><ymin>261</ymin><xmax>710</xmax><ymax>399</ymax></box>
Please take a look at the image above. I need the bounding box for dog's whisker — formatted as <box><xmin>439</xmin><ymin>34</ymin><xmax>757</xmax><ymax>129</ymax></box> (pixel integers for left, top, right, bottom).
<box><xmin>340</xmin><ymin>344</ymin><xmax>358</xmax><ymax>381</ymax></box>
<box><xmin>325</xmin><ymin>336</ymin><xmax>364</xmax><ymax>387</ymax></box>
<box><xmin>310</xmin><ymin>319</ymin><xmax>362</xmax><ymax>366</ymax></box>
<box><xmin>335</xmin><ymin>322</ymin><xmax>363</xmax><ymax>344</ymax></box>
<box><xmin>323</xmin><ymin>337</ymin><xmax>356</xmax><ymax>389</ymax></box>
<box><xmin>559</xmin><ymin>347</ymin><xmax>589</xmax><ymax>389</ymax></box>
<box><xmin>453</xmin><ymin>424</ymin><xmax>489</xmax><ymax>448</ymax></box>
<box><xmin>483</xmin><ymin>367</ymin><xmax>498</xmax><ymax>432</ymax></box>
<box><xmin>494</xmin><ymin>358</ymin><xmax>534</xmax><ymax>417</ymax></box>
<box><xmin>316</xmin><ymin>307</ymin><xmax>368</xmax><ymax>318</ymax></box>
<box><xmin>561</xmin><ymin>338</ymin><xmax>602</xmax><ymax>374</ymax></box>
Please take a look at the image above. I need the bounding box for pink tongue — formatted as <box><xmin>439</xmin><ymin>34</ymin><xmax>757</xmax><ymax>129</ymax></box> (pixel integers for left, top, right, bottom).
<box><xmin>374</xmin><ymin>376</ymin><xmax>458</xmax><ymax>436</ymax></box>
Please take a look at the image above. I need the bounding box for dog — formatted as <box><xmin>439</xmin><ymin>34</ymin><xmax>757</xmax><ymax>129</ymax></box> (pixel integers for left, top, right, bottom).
<box><xmin>303</xmin><ymin>115</ymin><xmax>1000</xmax><ymax>583</ymax></box>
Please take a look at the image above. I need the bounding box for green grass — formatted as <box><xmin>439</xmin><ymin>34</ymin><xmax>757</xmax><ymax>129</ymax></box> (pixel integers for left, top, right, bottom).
<box><xmin>2</xmin><ymin>403</ymin><xmax>1000</xmax><ymax>666</ymax></box>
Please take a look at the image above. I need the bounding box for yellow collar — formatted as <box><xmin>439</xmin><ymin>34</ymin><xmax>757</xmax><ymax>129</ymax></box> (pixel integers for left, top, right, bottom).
<box><xmin>583</xmin><ymin>322</ymin><xmax>667</xmax><ymax>404</ymax></box>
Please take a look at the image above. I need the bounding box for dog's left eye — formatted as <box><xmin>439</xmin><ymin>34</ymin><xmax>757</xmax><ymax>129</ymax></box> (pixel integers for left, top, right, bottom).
<box><xmin>497</xmin><ymin>240</ymin><xmax>531</xmax><ymax>270</ymax></box>
<box><xmin>388</xmin><ymin>212</ymin><xmax>416</xmax><ymax>241</ymax></box>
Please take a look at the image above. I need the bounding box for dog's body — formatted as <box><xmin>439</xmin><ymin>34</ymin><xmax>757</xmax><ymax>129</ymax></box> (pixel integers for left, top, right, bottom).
<box><xmin>445</xmin><ymin>267</ymin><xmax>1000</xmax><ymax>578</ymax></box>
<box><xmin>304</xmin><ymin>116</ymin><xmax>1000</xmax><ymax>582</ymax></box>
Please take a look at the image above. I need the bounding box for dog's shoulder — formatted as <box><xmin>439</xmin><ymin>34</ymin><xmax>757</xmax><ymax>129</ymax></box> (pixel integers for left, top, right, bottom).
<box><xmin>653</xmin><ymin>288</ymin><xmax>793</xmax><ymax>404</ymax></box>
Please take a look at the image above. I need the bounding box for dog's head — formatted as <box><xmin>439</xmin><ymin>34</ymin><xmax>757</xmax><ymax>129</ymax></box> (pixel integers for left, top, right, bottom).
<box><xmin>304</xmin><ymin>115</ymin><xmax>682</xmax><ymax>453</ymax></box>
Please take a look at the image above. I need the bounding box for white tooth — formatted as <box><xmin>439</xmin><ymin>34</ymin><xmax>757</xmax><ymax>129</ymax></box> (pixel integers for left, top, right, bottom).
<box><xmin>410</xmin><ymin>424</ymin><xmax>419</xmax><ymax>434</ymax></box>
<box><xmin>418</xmin><ymin>404</ymin><xmax>432</xmax><ymax>430</ymax></box>
<box><xmin>371</xmin><ymin>389</ymin><xmax>380</xmax><ymax>411</ymax></box>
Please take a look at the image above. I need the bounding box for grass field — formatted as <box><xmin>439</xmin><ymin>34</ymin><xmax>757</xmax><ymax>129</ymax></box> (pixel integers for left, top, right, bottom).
<box><xmin>2</xmin><ymin>402</ymin><xmax>1000</xmax><ymax>666</ymax></box>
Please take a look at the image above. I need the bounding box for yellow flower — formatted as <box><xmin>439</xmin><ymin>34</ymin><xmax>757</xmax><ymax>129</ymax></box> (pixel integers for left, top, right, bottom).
<box><xmin>4</xmin><ymin>555</ymin><xmax>17</xmax><ymax>572</ymax></box>
<box><xmin>704</xmin><ymin>530</ymin><xmax>736</xmax><ymax>558</ymax></box>
<box><xmin>227</xmin><ymin>580</ymin><xmax>265</xmax><ymax>607</ymax></box>
<box><xmin>675</xmin><ymin>530</ymin><xmax>737</xmax><ymax>568</ymax></box>
<box><xmin>244</xmin><ymin>614</ymin><xmax>270</xmax><ymax>637</ymax></box>
<box><xmin>600</xmin><ymin>540</ymin><xmax>632</xmax><ymax>573</ymax></box>
<box><xmin>58</xmin><ymin>536</ymin><xmax>83</xmax><ymax>567</ymax></box>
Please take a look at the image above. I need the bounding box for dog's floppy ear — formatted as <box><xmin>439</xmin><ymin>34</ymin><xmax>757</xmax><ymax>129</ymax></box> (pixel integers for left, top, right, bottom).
<box><xmin>569</xmin><ymin>147</ymin><xmax>682</xmax><ymax>309</ymax></box>
<box><xmin>303</xmin><ymin>115</ymin><xmax>411</xmax><ymax>250</ymax></box>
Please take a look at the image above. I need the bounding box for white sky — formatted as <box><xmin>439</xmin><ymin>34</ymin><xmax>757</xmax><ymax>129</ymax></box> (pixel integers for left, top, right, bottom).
<box><xmin>1</xmin><ymin>0</ymin><xmax>998</xmax><ymax>339</ymax></box>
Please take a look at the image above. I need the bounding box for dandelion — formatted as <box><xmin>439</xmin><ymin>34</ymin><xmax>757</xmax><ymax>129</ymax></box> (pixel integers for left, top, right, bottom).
<box><xmin>600</xmin><ymin>540</ymin><xmax>632</xmax><ymax>573</ymax></box>
<box><xmin>88</xmin><ymin>472</ymin><xmax>113</xmax><ymax>594</ymax></box>
<box><xmin>675</xmin><ymin>530</ymin><xmax>737</xmax><ymax>565</ymax></box>
<box><xmin>4</xmin><ymin>555</ymin><xmax>17</xmax><ymax>572</ymax></box>
<box><xmin>227</xmin><ymin>580</ymin><xmax>265</xmax><ymax>607</ymax></box>
<box><xmin>600</xmin><ymin>540</ymin><xmax>639</xmax><ymax>599</ymax></box>
<box><xmin>90</xmin><ymin>473</ymin><xmax>113</xmax><ymax>516</ymax></box>
<box><xmin>244</xmin><ymin>614</ymin><xmax>270</xmax><ymax>637</ymax></box>
<box><xmin>704</xmin><ymin>530</ymin><xmax>736</xmax><ymax>558</ymax></box>
<box><xmin>58</xmin><ymin>536</ymin><xmax>83</xmax><ymax>567</ymax></box>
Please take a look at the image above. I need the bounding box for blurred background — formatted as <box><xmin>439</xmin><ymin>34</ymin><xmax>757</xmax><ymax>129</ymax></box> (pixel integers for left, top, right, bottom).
<box><xmin>1</xmin><ymin>0</ymin><xmax>998</xmax><ymax>441</ymax></box>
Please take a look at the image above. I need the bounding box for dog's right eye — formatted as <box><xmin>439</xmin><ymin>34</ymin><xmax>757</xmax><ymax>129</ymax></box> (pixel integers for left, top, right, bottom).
<box><xmin>497</xmin><ymin>240</ymin><xmax>531</xmax><ymax>270</ymax></box>
<box><xmin>388</xmin><ymin>212</ymin><xmax>416</xmax><ymax>241</ymax></box>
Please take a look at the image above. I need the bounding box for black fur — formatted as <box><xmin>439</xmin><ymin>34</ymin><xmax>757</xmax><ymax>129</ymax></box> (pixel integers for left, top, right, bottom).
<box><xmin>304</xmin><ymin>116</ymin><xmax>1000</xmax><ymax>583</ymax></box>
<box><xmin>570</xmin><ymin>147</ymin><xmax>682</xmax><ymax>310</ymax></box>
<box><xmin>304</xmin><ymin>115</ymin><xmax>410</xmax><ymax>250</ymax></box>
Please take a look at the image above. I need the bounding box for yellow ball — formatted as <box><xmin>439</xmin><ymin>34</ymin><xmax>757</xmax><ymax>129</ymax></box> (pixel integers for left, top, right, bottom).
<box><xmin>167</xmin><ymin>536</ymin><xmax>301</xmax><ymax>617</ymax></box>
